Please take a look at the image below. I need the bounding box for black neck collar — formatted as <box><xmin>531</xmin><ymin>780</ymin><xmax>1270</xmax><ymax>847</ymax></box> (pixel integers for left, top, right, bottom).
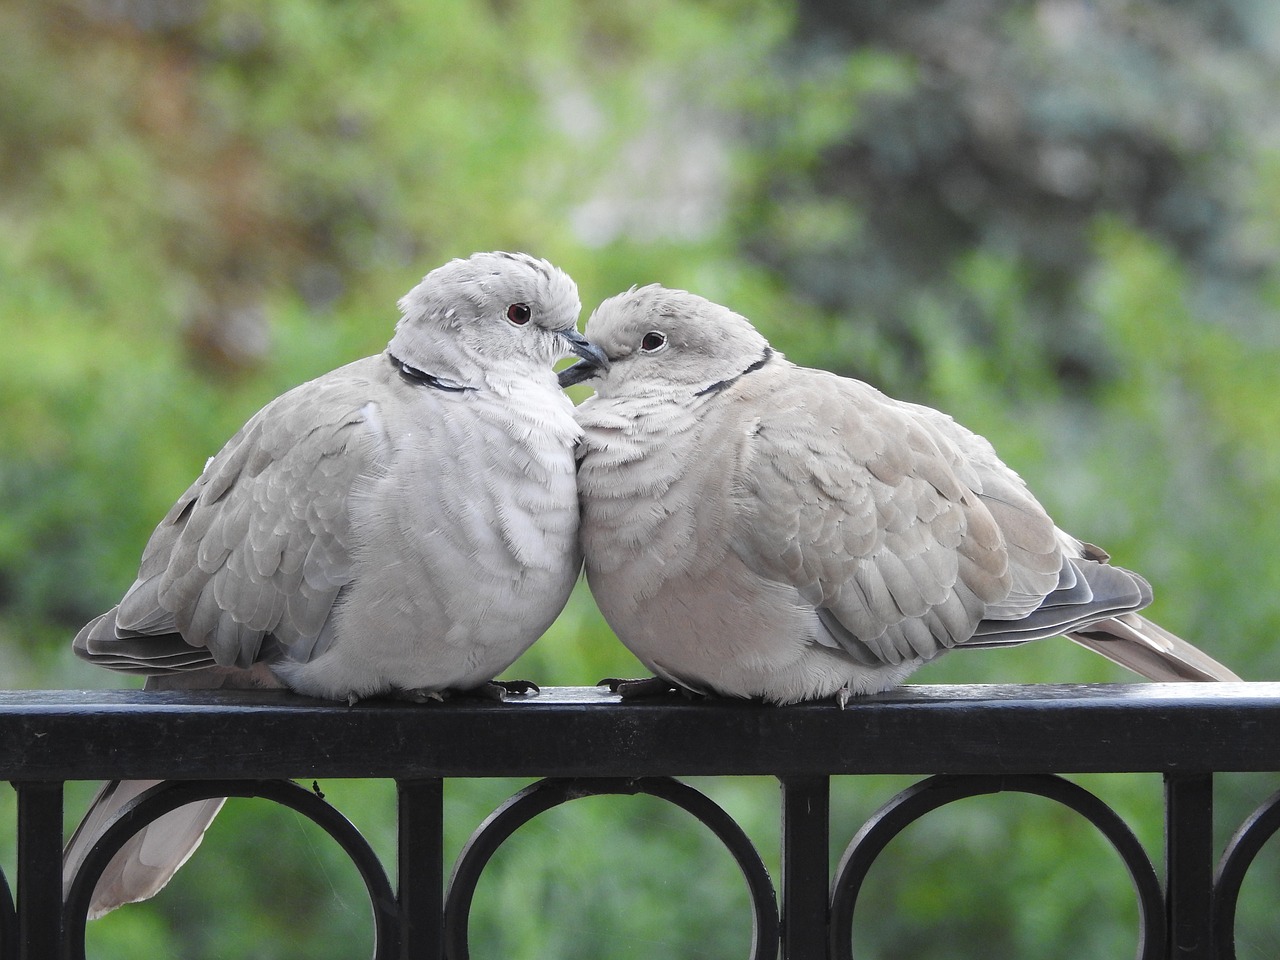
<box><xmin>695</xmin><ymin>347</ymin><xmax>774</xmax><ymax>397</ymax></box>
<box><xmin>388</xmin><ymin>352</ymin><xmax>476</xmax><ymax>392</ymax></box>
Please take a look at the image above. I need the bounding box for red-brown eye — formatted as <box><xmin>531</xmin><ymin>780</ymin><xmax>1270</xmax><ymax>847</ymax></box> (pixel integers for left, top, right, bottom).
<box><xmin>641</xmin><ymin>331</ymin><xmax>667</xmax><ymax>352</ymax></box>
<box><xmin>506</xmin><ymin>303</ymin><xmax>532</xmax><ymax>325</ymax></box>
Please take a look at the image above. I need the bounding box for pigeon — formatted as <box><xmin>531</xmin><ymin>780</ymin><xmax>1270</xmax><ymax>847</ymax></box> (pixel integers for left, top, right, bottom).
<box><xmin>65</xmin><ymin>251</ymin><xmax>606</xmax><ymax>917</ymax></box>
<box><xmin>560</xmin><ymin>284</ymin><xmax>1240</xmax><ymax>706</ymax></box>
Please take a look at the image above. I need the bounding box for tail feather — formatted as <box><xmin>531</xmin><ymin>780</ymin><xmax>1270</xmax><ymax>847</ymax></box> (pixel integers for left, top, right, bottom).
<box><xmin>62</xmin><ymin>780</ymin><xmax>225</xmax><ymax>920</ymax></box>
<box><xmin>61</xmin><ymin>672</ymin><xmax>280</xmax><ymax>919</ymax></box>
<box><xmin>1067</xmin><ymin>613</ymin><xmax>1241</xmax><ymax>682</ymax></box>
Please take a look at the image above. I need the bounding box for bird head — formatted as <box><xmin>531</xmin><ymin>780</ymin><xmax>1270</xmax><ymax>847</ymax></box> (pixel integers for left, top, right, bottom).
<box><xmin>390</xmin><ymin>252</ymin><xmax>604</xmax><ymax>381</ymax></box>
<box><xmin>559</xmin><ymin>285</ymin><xmax>773</xmax><ymax>397</ymax></box>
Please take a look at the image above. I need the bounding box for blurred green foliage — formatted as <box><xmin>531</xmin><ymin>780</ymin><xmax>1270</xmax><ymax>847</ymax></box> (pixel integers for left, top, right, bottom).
<box><xmin>2</xmin><ymin>0</ymin><xmax>1280</xmax><ymax>957</ymax></box>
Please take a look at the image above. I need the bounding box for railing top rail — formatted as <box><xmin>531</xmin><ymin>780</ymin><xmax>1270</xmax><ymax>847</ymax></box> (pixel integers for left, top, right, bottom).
<box><xmin>2</xmin><ymin>682</ymin><xmax>1277</xmax><ymax>781</ymax></box>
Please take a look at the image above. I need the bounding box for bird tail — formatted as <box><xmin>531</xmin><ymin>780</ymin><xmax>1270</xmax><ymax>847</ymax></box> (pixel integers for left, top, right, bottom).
<box><xmin>62</xmin><ymin>779</ymin><xmax>225</xmax><ymax>920</ymax></box>
<box><xmin>61</xmin><ymin>670</ymin><xmax>272</xmax><ymax>919</ymax></box>
<box><xmin>1066</xmin><ymin>613</ymin><xmax>1241</xmax><ymax>682</ymax></box>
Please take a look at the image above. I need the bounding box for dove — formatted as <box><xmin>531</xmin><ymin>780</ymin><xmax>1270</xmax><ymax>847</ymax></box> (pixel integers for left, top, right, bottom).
<box><xmin>560</xmin><ymin>285</ymin><xmax>1240</xmax><ymax>706</ymax></box>
<box><xmin>64</xmin><ymin>251</ymin><xmax>605</xmax><ymax>918</ymax></box>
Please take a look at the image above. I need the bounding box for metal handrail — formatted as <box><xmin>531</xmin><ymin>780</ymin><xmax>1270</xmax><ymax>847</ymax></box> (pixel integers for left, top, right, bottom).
<box><xmin>4</xmin><ymin>682</ymin><xmax>1278</xmax><ymax>959</ymax></box>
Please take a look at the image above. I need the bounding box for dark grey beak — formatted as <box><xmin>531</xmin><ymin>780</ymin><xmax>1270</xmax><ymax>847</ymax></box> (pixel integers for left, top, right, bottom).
<box><xmin>558</xmin><ymin>329</ymin><xmax>609</xmax><ymax>387</ymax></box>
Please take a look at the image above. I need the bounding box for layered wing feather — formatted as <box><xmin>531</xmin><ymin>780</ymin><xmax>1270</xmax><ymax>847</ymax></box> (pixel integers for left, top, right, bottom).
<box><xmin>74</xmin><ymin>360</ymin><xmax>392</xmax><ymax>675</ymax></box>
<box><xmin>726</xmin><ymin>363</ymin><xmax>1151</xmax><ymax>666</ymax></box>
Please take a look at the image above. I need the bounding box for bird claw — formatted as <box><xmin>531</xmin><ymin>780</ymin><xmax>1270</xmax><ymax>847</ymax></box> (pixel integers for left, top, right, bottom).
<box><xmin>834</xmin><ymin>685</ymin><xmax>852</xmax><ymax>710</ymax></box>
<box><xmin>467</xmin><ymin>679</ymin><xmax>541</xmax><ymax>701</ymax></box>
<box><xmin>599</xmin><ymin>676</ymin><xmax>683</xmax><ymax>699</ymax></box>
<box><xmin>392</xmin><ymin>689</ymin><xmax>447</xmax><ymax>704</ymax></box>
<box><xmin>491</xmin><ymin>679</ymin><xmax>541</xmax><ymax>698</ymax></box>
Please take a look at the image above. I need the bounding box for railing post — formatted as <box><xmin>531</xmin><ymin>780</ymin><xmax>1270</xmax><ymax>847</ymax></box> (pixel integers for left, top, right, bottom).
<box><xmin>15</xmin><ymin>780</ymin><xmax>63</xmax><ymax>960</ymax></box>
<box><xmin>1165</xmin><ymin>773</ymin><xmax>1216</xmax><ymax>959</ymax></box>
<box><xmin>398</xmin><ymin>779</ymin><xmax>445</xmax><ymax>960</ymax></box>
<box><xmin>780</xmin><ymin>775</ymin><xmax>830</xmax><ymax>960</ymax></box>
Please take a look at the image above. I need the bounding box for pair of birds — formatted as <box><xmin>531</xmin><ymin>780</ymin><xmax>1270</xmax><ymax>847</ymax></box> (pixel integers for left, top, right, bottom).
<box><xmin>66</xmin><ymin>250</ymin><xmax>1238</xmax><ymax>917</ymax></box>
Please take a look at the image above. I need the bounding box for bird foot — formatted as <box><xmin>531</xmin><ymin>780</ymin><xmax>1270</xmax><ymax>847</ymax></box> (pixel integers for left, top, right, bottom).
<box><xmin>471</xmin><ymin>679</ymin><xmax>541</xmax><ymax>701</ymax></box>
<box><xmin>599</xmin><ymin>676</ymin><xmax>684</xmax><ymax>699</ymax></box>
<box><xmin>834</xmin><ymin>685</ymin><xmax>852</xmax><ymax>710</ymax></box>
<box><xmin>390</xmin><ymin>688</ymin><xmax>448</xmax><ymax>704</ymax></box>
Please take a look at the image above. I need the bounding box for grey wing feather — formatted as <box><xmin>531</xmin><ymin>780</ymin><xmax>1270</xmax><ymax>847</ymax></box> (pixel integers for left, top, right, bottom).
<box><xmin>963</xmin><ymin>555</ymin><xmax>1150</xmax><ymax>647</ymax></box>
<box><xmin>731</xmin><ymin>367</ymin><xmax>1056</xmax><ymax>666</ymax></box>
<box><xmin>726</xmin><ymin>363</ymin><xmax>1241</xmax><ymax>683</ymax></box>
<box><xmin>74</xmin><ymin>369</ymin><xmax>390</xmax><ymax>676</ymax></box>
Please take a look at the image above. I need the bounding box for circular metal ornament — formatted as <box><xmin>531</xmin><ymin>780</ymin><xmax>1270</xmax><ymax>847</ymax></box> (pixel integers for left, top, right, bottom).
<box><xmin>1213</xmin><ymin>786</ymin><xmax>1280</xmax><ymax>959</ymax></box>
<box><xmin>63</xmin><ymin>779</ymin><xmax>398</xmax><ymax>960</ymax></box>
<box><xmin>443</xmin><ymin>776</ymin><xmax>779</xmax><ymax>960</ymax></box>
<box><xmin>828</xmin><ymin>774</ymin><xmax>1164</xmax><ymax>960</ymax></box>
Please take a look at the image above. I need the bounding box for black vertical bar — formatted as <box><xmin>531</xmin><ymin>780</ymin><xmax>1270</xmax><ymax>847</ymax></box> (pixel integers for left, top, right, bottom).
<box><xmin>397</xmin><ymin>779</ymin><xmax>444</xmax><ymax>960</ymax></box>
<box><xmin>780</xmin><ymin>775</ymin><xmax>830</xmax><ymax>960</ymax></box>
<box><xmin>15</xmin><ymin>780</ymin><xmax>63</xmax><ymax>960</ymax></box>
<box><xmin>1165</xmin><ymin>773</ymin><xmax>1215</xmax><ymax>960</ymax></box>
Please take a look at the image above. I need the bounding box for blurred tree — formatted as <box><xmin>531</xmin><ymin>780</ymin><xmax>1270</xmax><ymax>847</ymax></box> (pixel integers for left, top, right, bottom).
<box><xmin>754</xmin><ymin>0</ymin><xmax>1279</xmax><ymax>381</ymax></box>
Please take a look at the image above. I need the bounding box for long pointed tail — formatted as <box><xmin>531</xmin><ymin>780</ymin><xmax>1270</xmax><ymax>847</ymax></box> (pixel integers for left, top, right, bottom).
<box><xmin>1067</xmin><ymin>613</ymin><xmax>1241</xmax><ymax>682</ymax></box>
<box><xmin>63</xmin><ymin>780</ymin><xmax>225</xmax><ymax>919</ymax></box>
<box><xmin>62</xmin><ymin>649</ymin><xmax>285</xmax><ymax>917</ymax></box>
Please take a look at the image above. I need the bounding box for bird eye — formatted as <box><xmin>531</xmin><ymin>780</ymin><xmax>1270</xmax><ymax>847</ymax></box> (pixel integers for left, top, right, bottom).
<box><xmin>506</xmin><ymin>303</ymin><xmax>532</xmax><ymax>325</ymax></box>
<box><xmin>640</xmin><ymin>331</ymin><xmax>667</xmax><ymax>353</ymax></box>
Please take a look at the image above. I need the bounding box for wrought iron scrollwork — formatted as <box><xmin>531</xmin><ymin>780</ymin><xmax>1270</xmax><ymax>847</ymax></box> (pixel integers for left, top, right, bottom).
<box><xmin>51</xmin><ymin>768</ymin><xmax>1280</xmax><ymax>958</ymax></box>
<box><xmin>443</xmin><ymin>776</ymin><xmax>780</xmax><ymax>960</ymax></box>
<box><xmin>1214</xmin><ymin>785</ymin><xmax>1280</xmax><ymax>960</ymax></box>
<box><xmin>62</xmin><ymin>779</ymin><xmax>399</xmax><ymax>960</ymax></box>
<box><xmin>828</xmin><ymin>774</ymin><xmax>1166</xmax><ymax>960</ymax></box>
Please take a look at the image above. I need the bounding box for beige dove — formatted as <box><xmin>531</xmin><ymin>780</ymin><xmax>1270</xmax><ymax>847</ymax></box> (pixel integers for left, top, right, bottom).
<box><xmin>65</xmin><ymin>251</ymin><xmax>604</xmax><ymax>918</ymax></box>
<box><xmin>560</xmin><ymin>285</ymin><xmax>1239</xmax><ymax>706</ymax></box>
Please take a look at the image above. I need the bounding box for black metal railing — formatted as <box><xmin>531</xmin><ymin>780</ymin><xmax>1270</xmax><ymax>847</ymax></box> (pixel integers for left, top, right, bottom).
<box><xmin>4</xmin><ymin>682</ymin><xmax>1280</xmax><ymax>959</ymax></box>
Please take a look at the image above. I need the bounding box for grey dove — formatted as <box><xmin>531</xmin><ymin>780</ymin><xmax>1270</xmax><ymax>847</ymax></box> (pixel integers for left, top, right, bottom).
<box><xmin>560</xmin><ymin>285</ymin><xmax>1239</xmax><ymax>706</ymax></box>
<box><xmin>65</xmin><ymin>251</ymin><xmax>605</xmax><ymax>918</ymax></box>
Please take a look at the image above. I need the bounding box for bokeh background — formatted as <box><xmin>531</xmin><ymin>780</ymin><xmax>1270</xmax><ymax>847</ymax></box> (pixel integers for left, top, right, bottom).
<box><xmin>3</xmin><ymin>0</ymin><xmax>1280</xmax><ymax>956</ymax></box>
